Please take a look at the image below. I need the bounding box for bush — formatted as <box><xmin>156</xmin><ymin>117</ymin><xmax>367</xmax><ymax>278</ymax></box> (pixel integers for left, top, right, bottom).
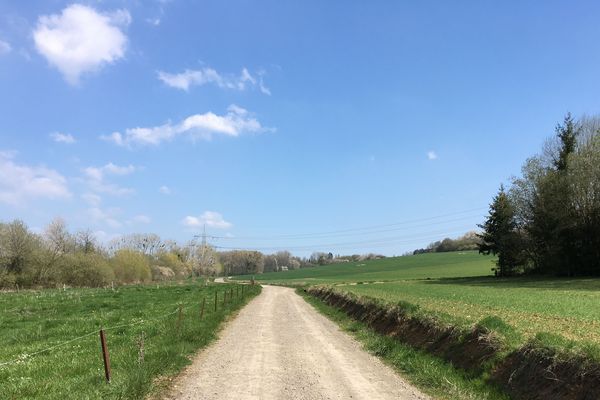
<box><xmin>156</xmin><ymin>251</ymin><xmax>189</xmax><ymax>277</ymax></box>
<box><xmin>111</xmin><ymin>250</ymin><xmax>151</xmax><ymax>283</ymax></box>
<box><xmin>60</xmin><ymin>252</ymin><xmax>114</xmax><ymax>287</ymax></box>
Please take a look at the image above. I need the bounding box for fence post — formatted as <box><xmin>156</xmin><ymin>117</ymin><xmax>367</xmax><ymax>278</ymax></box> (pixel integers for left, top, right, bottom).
<box><xmin>137</xmin><ymin>331</ymin><xmax>145</xmax><ymax>364</ymax></box>
<box><xmin>223</xmin><ymin>290</ymin><xmax>226</xmax><ymax>306</ymax></box>
<box><xmin>200</xmin><ymin>297</ymin><xmax>206</xmax><ymax>319</ymax></box>
<box><xmin>99</xmin><ymin>329</ymin><xmax>111</xmax><ymax>383</ymax></box>
<box><xmin>177</xmin><ymin>304</ymin><xmax>183</xmax><ymax>333</ymax></box>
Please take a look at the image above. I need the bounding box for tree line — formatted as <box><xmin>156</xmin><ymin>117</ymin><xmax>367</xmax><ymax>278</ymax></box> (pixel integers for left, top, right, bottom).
<box><xmin>478</xmin><ymin>114</ymin><xmax>600</xmax><ymax>276</ymax></box>
<box><xmin>0</xmin><ymin>219</ymin><xmax>386</xmax><ymax>289</ymax></box>
<box><xmin>412</xmin><ymin>231</ymin><xmax>480</xmax><ymax>255</ymax></box>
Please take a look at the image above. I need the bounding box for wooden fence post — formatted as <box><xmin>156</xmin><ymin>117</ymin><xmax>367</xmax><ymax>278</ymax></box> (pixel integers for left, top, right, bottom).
<box><xmin>177</xmin><ymin>304</ymin><xmax>183</xmax><ymax>333</ymax></box>
<box><xmin>137</xmin><ymin>331</ymin><xmax>145</xmax><ymax>364</ymax></box>
<box><xmin>223</xmin><ymin>290</ymin><xmax>226</xmax><ymax>306</ymax></box>
<box><xmin>99</xmin><ymin>329</ymin><xmax>111</xmax><ymax>383</ymax></box>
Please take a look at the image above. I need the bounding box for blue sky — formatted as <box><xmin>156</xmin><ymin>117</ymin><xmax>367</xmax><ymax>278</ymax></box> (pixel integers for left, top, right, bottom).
<box><xmin>1</xmin><ymin>1</ymin><xmax>599</xmax><ymax>256</ymax></box>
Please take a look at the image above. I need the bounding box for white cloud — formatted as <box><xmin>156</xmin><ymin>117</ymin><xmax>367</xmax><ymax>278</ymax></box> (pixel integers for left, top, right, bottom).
<box><xmin>159</xmin><ymin>185</ymin><xmax>171</xmax><ymax>195</ymax></box>
<box><xmin>33</xmin><ymin>4</ymin><xmax>130</xmax><ymax>85</ymax></box>
<box><xmin>0</xmin><ymin>152</ymin><xmax>71</xmax><ymax>205</ymax></box>
<box><xmin>0</xmin><ymin>39</ymin><xmax>11</xmax><ymax>55</ymax></box>
<box><xmin>102</xmin><ymin>105</ymin><xmax>268</xmax><ymax>147</ymax></box>
<box><xmin>427</xmin><ymin>151</ymin><xmax>438</xmax><ymax>160</ymax></box>
<box><xmin>88</xmin><ymin>206</ymin><xmax>122</xmax><ymax>228</ymax></box>
<box><xmin>157</xmin><ymin>67</ymin><xmax>270</xmax><ymax>94</ymax></box>
<box><xmin>50</xmin><ymin>132</ymin><xmax>75</xmax><ymax>144</ymax></box>
<box><xmin>182</xmin><ymin>211</ymin><xmax>232</xmax><ymax>230</ymax></box>
<box><xmin>84</xmin><ymin>162</ymin><xmax>136</xmax><ymax>180</ymax></box>
<box><xmin>146</xmin><ymin>18</ymin><xmax>161</xmax><ymax>26</ymax></box>
<box><xmin>81</xmin><ymin>192</ymin><xmax>102</xmax><ymax>207</ymax></box>
<box><xmin>83</xmin><ymin>162</ymin><xmax>136</xmax><ymax>196</ymax></box>
<box><xmin>93</xmin><ymin>230</ymin><xmax>121</xmax><ymax>243</ymax></box>
<box><xmin>131</xmin><ymin>214</ymin><xmax>151</xmax><ymax>224</ymax></box>
<box><xmin>102</xmin><ymin>132</ymin><xmax>125</xmax><ymax>146</ymax></box>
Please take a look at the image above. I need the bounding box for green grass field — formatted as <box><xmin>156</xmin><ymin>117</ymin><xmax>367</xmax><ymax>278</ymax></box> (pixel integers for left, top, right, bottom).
<box><xmin>341</xmin><ymin>277</ymin><xmax>600</xmax><ymax>344</ymax></box>
<box><xmin>237</xmin><ymin>251</ymin><xmax>494</xmax><ymax>284</ymax></box>
<box><xmin>0</xmin><ymin>281</ymin><xmax>260</xmax><ymax>399</ymax></box>
<box><xmin>240</xmin><ymin>251</ymin><xmax>600</xmax><ymax>345</ymax></box>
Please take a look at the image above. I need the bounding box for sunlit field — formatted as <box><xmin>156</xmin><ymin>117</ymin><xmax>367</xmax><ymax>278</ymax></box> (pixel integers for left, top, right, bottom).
<box><xmin>0</xmin><ymin>281</ymin><xmax>260</xmax><ymax>399</ymax></box>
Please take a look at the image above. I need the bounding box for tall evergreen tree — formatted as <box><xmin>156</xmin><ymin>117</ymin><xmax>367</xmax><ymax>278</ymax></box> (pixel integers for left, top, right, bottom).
<box><xmin>529</xmin><ymin>113</ymin><xmax>580</xmax><ymax>275</ymax></box>
<box><xmin>478</xmin><ymin>186</ymin><xmax>522</xmax><ymax>276</ymax></box>
<box><xmin>554</xmin><ymin>112</ymin><xmax>578</xmax><ymax>172</ymax></box>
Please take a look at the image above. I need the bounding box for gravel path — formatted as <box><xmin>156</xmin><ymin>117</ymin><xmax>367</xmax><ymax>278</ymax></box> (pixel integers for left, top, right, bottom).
<box><xmin>164</xmin><ymin>285</ymin><xmax>430</xmax><ymax>400</ymax></box>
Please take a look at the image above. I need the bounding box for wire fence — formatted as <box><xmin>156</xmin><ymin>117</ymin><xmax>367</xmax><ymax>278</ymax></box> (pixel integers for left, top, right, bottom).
<box><xmin>0</xmin><ymin>283</ymin><xmax>257</xmax><ymax>375</ymax></box>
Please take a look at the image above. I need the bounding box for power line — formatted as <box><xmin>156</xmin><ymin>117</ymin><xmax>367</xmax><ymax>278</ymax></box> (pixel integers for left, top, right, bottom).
<box><xmin>212</xmin><ymin>213</ymin><xmax>483</xmax><ymax>241</ymax></box>
<box><xmin>213</xmin><ymin>226</ymin><xmax>477</xmax><ymax>252</ymax></box>
<box><xmin>209</xmin><ymin>207</ymin><xmax>486</xmax><ymax>241</ymax></box>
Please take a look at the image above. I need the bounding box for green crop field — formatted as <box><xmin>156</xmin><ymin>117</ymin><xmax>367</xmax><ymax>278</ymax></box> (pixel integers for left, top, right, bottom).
<box><xmin>340</xmin><ymin>277</ymin><xmax>600</xmax><ymax>344</ymax></box>
<box><xmin>239</xmin><ymin>251</ymin><xmax>600</xmax><ymax>346</ymax></box>
<box><xmin>0</xmin><ymin>281</ymin><xmax>260</xmax><ymax>400</ymax></box>
<box><xmin>236</xmin><ymin>251</ymin><xmax>495</xmax><ymax>284</ymax></box>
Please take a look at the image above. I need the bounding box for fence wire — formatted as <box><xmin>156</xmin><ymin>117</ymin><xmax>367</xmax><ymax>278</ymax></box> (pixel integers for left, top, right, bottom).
<box><xmin>0</xmin><ymin>288</ymin><xmax>243</xmax><ymax>369</ymax></box>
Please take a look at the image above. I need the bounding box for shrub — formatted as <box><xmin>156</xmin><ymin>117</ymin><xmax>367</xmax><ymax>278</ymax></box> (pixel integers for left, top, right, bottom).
<box><xmin>111</xmin><ymin>250</ymin><xmax>151</xmax><ymax>284</ymax></box>
<box><xmin>60</xmin><ymin>252</ymin><xmax>114</xmax><ymax>287</ymax></box>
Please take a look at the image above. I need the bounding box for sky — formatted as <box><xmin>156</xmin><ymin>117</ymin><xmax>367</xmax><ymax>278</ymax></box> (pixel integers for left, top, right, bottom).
<box><xmin>1</xmin><ymin>0</ymin><xmax>599</xmax><ymax>257</ymax></box>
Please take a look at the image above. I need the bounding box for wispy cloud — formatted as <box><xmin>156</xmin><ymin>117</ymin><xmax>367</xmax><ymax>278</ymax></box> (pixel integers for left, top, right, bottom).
<box><xmin>33</xmin><ymin>4</ymin><xmax>130</xmax><ymax>85</ymax></box>
<box><xmin>81</xmin><ymin>192</ymin><xmax>102</xmax><ymax>207</ymax></box>
<box><xmin>182</xmin><ymin>211</ymin><xmax>232</xmax><ymax>229</ymax></box>
<box><xmin>157</xmin><ymin>67</ymin><xmax>270</xmax><ymax>94</ymax></box>
<box><xmin>130</xmin><ymin>214</ymin><xmax>151</xmax><ymax>224</ymax></box>
<box><xmin>50</xmin><ymin>132</ymin><xmax>75</xmax><ymax>144</ymax></box>
<box><xmin>102</xmin><ymin>105</ymin><xmax>269</xmax><ymax>148</ymax></box>
<box><xmin>0</xmin><ymin>39</ymin><xmax>11</xmax><ymax>55</ymax></box>
<box><xmin>159</xmin><ymin>185</ymin><xmax>171</xmax><ymax>195</ymax></box>
<box><xmin>427</xmin><ymin>151</ymin><xmax>438</xmax><ymax>160</ymax></box>
<box><xmin>88</xmin><ymin>206</ymin><xmax>122</xmax><ymax>228</ymax></box>
<box><xmin>82</xmin><ymin>162</ymin><xmax>137</xmax><ymax>196</ymax></box>
<box><xmin>0</xmin><ymin>151</ymin><xmax>71</xmax><ymax>205</ymax></box>
<box><xmin>146</xmin><ymin>17</ymin><xmax>161</xmax><ymax>26</ymax></box>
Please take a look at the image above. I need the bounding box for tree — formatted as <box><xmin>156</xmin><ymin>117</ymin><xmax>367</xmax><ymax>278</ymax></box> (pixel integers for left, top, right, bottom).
<box><xmin>75</xmin><ymin>229</ymin><xmax>97</xmax><ymax>254</ymax></box>
<box><xmin>0</xmin><ymin>220</ymin><xmax>37</xmax><ymax>275</ymax></box>
<box><xmin>188</xmin><ymin>243</ymin><xmax>221</xmax><ymax>276</ymax></box>
<box><xmin>478</xmin><ymin>186</ymin><xmax>522</xmax><ymax>276</ymax></box>
<box><xmin>108</xmin><ymin>233</ymin><xmax>165</xmax><ymax>255</ymax></box>
<box><xmin>38</xmin><ymin>218</ymin><xmax>74</xmax><ymax>284</ymax></box>
<box><xmin>220</xmin><ymin>251</ymin><xmax>264</xmax><ymax>275</ymax></box>
<box><xmin>566</xmin><ymin>132</ymin><xmax>600</xmax><ymax>275</ymax></box>
<box><xmin>553</xmin><ymin>113</ymin><xmax>579</xmax><ymax>172</ymax></box>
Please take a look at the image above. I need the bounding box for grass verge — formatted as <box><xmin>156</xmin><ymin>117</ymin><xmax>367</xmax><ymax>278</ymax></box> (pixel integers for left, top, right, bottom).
<box><xmin>305</xmin><ymin>285</ymin><xmax>600</xmax><ymax>400</ymax></box>
<box><xmin>298</xmin><ymin>288</ymin><xmax>508</xmax><ymax>400</ymax></box>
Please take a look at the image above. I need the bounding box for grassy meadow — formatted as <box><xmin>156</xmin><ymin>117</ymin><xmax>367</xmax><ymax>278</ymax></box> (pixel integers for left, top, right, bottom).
<box><xmin>239</xmin><ymin>251</ymin><xmax>600</xmax><ymax>347</ymax></box>
<box><xmin>0</xmin><ymin>281</ymin><xmax>260</xmax><ymax>399</ymax></box>
<box><xmin>236</xmin><ymin>251</ymin><xmax>494</xmax><ymax>284</ymax></box>
<box><xmin>341</xmin><ymin>277</ymin><xmax>600</xmax><ymax>344</ymax></box>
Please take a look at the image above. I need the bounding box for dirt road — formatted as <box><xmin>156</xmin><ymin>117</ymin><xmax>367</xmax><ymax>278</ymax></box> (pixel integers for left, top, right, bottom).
<box><xmin>165</xmin><ymin>285</ymin><xmax>429</xmax><ymax>400</ymax></box>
